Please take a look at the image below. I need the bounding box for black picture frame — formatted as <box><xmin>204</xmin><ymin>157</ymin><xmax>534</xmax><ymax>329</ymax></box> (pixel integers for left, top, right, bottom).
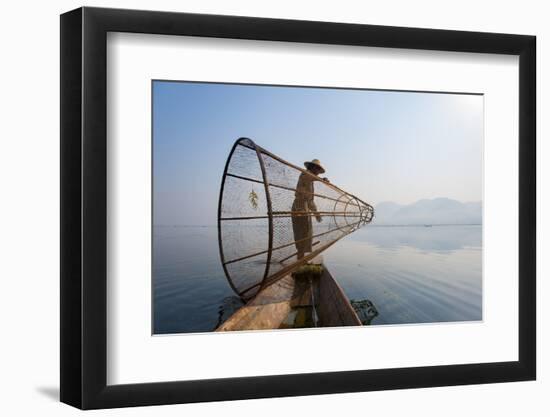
<box><xmin>60</xmin><ymin>6</ymin><xmax>536</xmax><ymax>409</ymax></box>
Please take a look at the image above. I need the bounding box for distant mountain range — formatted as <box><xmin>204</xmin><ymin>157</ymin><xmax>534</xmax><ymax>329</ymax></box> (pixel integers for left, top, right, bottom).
<box><xmin>372</xmin><ymin>198</ymin><xmax>482</xmax><ymax>225</ymax></box>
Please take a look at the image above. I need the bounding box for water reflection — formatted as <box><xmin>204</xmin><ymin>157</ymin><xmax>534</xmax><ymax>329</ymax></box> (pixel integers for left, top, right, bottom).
<box><xmin>346</xmin><ymin>224</ymin><xmax>481</xmax><ymax>252</ymax></box>
<box><xmin>325</xmin><ymin>225</ymin><xmax>482</xmax><ymax>326</ymax></box>
<box><xmin>153</xmin><ymin>225</ymin><xmax>482</xmax><ymax>333</ymax></box>
<box><xmin>153</xmin><ymin>226</ymin><xmax>238</xmax><ymax>334</ymax></box>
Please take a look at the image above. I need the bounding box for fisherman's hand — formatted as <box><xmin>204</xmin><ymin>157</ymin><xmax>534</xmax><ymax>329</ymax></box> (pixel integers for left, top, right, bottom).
<box><xmin>315</xmin><ymin>214</ymin><xmax>322</xmax><ymax>223</ymax></box>
<box><xmin>322</xmin><ymin>177</ymin><xmax>330</xmax><ymax>183</ymax></box>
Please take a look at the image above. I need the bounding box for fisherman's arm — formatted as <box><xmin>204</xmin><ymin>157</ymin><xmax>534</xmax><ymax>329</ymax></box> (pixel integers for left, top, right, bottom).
<box><xmin>307</xmin><ymin>194</ymin><xmax>322</xmax><ymax>222</ymax></box>
<box><xmin>311</xmin><ymin>177</ymin><xmax>330</xmax><ymax>222</ymax></box>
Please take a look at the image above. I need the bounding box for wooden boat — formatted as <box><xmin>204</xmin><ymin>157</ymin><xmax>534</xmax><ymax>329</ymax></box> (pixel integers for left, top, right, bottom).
<box><xmin>216</xmin><ymin>258</ymin><xmax>362</xmax><ymax>331</ymax></box>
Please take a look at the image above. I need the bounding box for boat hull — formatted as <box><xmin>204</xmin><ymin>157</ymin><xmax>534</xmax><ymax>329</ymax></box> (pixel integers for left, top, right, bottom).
<box><xmin>216</xmin><ymin>265</ymin><xmax>361</xmax><ymax>331</ymax></box>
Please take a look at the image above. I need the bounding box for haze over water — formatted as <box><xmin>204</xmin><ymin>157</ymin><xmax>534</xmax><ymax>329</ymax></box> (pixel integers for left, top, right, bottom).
<box><xmin>153</xmin><ymin>224</ymin><xmax>482</xmax><ymax>334</ymax></box>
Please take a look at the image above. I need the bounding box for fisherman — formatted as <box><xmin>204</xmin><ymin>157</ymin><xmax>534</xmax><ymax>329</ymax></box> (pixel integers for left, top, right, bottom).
<box><xmin>292</xmin><ymin>159</ymin><xmax>329</xmax><ymax>259</ymax></box>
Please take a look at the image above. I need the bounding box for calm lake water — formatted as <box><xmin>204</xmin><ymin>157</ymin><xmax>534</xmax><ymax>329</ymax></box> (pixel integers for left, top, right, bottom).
<box><xmin>153</xmin><ymin>225</ymin><xmax>482</xmax><ymax>334</ymax></box>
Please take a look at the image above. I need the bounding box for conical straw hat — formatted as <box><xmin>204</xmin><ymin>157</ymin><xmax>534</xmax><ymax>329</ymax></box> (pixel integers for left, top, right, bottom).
<box><xmin>304</xmin><ymin>159</ymin><xmax>325</xmax><ymax>174</ymax></box>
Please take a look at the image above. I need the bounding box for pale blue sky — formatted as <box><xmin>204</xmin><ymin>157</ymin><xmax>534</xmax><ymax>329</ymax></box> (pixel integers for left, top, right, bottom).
<box><xmin>153</xmin><ymin>81</ymin><xmax>483</xmax><ymax>226</ymax></box>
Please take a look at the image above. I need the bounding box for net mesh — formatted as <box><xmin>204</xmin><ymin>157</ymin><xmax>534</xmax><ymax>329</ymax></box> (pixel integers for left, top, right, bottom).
<box><xmin>218</xmin><ymin>138</ymin><xmax>374</xmax><ymax>300</ymax></box>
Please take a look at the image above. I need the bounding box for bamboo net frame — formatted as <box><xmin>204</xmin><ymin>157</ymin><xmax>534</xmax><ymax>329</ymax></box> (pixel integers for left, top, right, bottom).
<box><xmin>218</xmin><ymin>138</ymin><xmax>374</xmax><ymax>300</ymax></box>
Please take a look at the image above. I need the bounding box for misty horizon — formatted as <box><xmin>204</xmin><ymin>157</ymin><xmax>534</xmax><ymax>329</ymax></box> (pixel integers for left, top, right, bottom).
<box><xmin>153</xmin><ymin>196</ymin><xmax>482</xmax><ymax>227</ymax></box>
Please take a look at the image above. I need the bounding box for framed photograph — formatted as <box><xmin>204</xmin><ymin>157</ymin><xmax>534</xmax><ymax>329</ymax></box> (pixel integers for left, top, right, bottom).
<box><xmin>60</xmin><ymin>6</ymin><xmax>536</xmax><ymax>409</ymax></box>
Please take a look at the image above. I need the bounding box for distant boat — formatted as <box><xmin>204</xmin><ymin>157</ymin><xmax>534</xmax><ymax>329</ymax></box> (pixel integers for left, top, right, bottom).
<box><xmin>424</xmin><ymin>224</ymin><xmax>432</xmax><ymax>227</ymax></box>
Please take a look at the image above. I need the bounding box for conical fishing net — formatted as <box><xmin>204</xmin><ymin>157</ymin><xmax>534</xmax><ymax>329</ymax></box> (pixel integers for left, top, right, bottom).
<box><xmin>218</xmin><ymin>138</ymin><xmax>374</xmax><ymax>300</ymax></box>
